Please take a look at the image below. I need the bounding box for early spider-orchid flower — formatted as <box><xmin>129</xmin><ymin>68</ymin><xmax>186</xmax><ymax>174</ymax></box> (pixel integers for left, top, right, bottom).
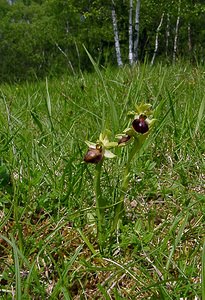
<box><xmin>84</xmin><ymin>132</ymin><xmax>118</xmax><ymax>164</ymax></box>
<box><xmin>117</xmin><ymin>103</ymin><xmax>156</xmax><ymax>146</ymax></box>
<box><xmin>112</xmin><ymin>103</ymin><xmax>157</xmax><ymax>232</ymax></box>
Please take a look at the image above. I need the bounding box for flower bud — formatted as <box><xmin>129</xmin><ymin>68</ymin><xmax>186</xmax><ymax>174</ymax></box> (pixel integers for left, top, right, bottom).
<box><xmin>132</xmin><ymin>114</ymin><xmax>149</xmax><ymax>134</ymax></box>
<box><xmin>118</xmin><ymin>135</ymin><xmax>131</xmax><ymax>145</ymax></box>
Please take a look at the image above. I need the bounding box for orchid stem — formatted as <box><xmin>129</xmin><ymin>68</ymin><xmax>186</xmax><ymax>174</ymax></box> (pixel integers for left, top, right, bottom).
<box><xmin>112</xmin><ymin>138</ymin><xmax>141</xmax><ymax>232</ymax></box>
<box><xmin>94</xmin><ymin>159</ymin><xmax>105</xmax><ymax>253</ymax></box>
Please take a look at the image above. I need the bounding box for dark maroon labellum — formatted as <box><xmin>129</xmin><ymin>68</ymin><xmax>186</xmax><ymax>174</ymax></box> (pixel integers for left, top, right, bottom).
<box><xmin>84</xmin><ymin>148</ymin><xmax>103</xmax><ymax>164</ymax></box>
<box><xmin>132</xmin><ymin>115</ymin><xmax>149</xmax><ymax>134</ymax></box>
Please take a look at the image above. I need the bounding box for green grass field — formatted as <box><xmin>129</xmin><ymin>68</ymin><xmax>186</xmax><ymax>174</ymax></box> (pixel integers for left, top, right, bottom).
<box><xmin>0</xmin><ymin>62</ymin><xmax>204</xmax><ymax>299</ymax></box>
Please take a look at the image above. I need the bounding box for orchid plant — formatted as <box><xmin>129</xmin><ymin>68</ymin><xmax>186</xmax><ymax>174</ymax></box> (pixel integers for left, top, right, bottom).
<box><xmin>84</xmin><ymin>132</ymin><xmax>117</xmax><ymax>251</ymax></box>
<box><xmin>113</xmin><ymin>103</ymin><xmax>156</xmax><ymax>231</ymax></box>
<box><xmin>83</xmin><ymin>104</ymin><xmax>156</xmax><ymax>252</ymax></box>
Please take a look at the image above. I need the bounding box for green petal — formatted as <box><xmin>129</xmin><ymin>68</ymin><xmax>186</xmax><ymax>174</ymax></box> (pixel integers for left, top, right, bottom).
<box><xmin>123</xmin><ymin>127</ymin><xmax>135</xmax><ymax>136</ymax></box>
<box><xmin>135</xmin><ymin>103</ymin><xmax>153</xmax><ymax>116</ymax></box>
<box><xmin>148</xmin><ymin>118</ymin><xmax>157</xmax><ymax>127</ymax></box>
<box><xmin>127</xmin><ymin>110</ymin><xmax>136</xmax><ymax>117</ymax></box>
<box><xmin>98</xmin><ymin>133</ymin><xmax>109</xmax><ymax>146</ymax></box>
<box><xmin>85</xmin><ymin>141</ymin><xmax>96</xmax><ymax>148</ymax></box>
<box><xmin>104</xmin><ymin>149</ymin><xmax>116</xmax><ymax>158</ymax></box>
<box><xmin>105</xmin><ymin>141</ymin><xmax>118</xmax><ymax>148</ymax></box>
<box><xmin>99</xmin><ymin>133</ymin><xmax>104</xmax><ymax>141</ymax></box>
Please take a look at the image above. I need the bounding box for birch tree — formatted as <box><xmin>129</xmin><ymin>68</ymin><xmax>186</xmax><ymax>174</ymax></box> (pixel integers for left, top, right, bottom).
<box><xmin>165</xmin><ymin>13</ymin><xmax>170</xmax><ymax>57</ymax></box>
<box><xmin>128</xmin><ymin>0</ymin><xmax>133</xmax><ymax>64</ymax></box>
<box><xmin>150</xmin><ymin>12</ymin><xmax>164</xmax><ymax>66</ymax></box>
<box><xmin>133</xmin><ymin>0</ymin><xmax>140</xmax><ymax>63</ymax></box>
<box><xmin>111</xmin><ymin>0</ymin><xmax>123</xmax><ymax>66</ymax></box>
<box><xmin>173</xmin><ymin>0</ymin><xmax>181</xmax><ymax>63</ymax></box>
<box><xmin>187</xmin><ymin>23</ymin><xmax>192</xmax><ymax>53</ymax></box>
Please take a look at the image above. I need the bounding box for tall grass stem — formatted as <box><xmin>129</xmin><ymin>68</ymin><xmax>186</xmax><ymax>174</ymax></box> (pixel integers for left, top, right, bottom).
<box><xmin>94</xmin><ymin>160</ymin><xmax>106</xmax><ymax>252</ymax></box>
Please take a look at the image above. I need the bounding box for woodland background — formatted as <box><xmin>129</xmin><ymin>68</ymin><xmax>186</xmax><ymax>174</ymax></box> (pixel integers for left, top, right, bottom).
<box><xmin>0</xmin><ymin>0</ymin><xmax>205</xmax><ymax>82</ymax></box>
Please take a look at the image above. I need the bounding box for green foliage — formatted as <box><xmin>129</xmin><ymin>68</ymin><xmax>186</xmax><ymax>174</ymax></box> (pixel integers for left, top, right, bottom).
<box><xmin>0</xmin><ymin>1</ymin><xmax>205</xmax><ymax>82</ymax></box>
<box><xmin>0</xmin><ymin>63</ymin><xmax>204</xmax><ymax>298</ymax></box>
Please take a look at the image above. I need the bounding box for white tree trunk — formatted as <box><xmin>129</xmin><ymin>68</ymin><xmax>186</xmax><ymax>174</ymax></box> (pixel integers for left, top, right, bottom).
<box><xmin>151</xmin><ymin>12</ymin><xmax>164</xmax><ymax>66</ymax></box>
<box><xmin>188</xmin><ymin>23</ymin><xmax>192</xmax><ymax>52</ymax></box>
<box><xmin>165</xmin><ymin>13</ymin><xmax>170</xmax><ymax>57</ymax></box>
<box><xmin>173</xmin><ymin>0</ymin><xmax>181</xmax><ymax>63</ymax></box>
<box><xmin>111</xmin><ymin>0</ymin><xmax>123</xmax><ymax>66</ymax></box>
<box><xmin>133</xmin><ymin>0</ymin><xmax>140</xmax><ymax>63</ymax></box>
<box><xmin>128</xmin><ymin>0</ymin><xmax>133</xmax><ymax>65</ymax></box>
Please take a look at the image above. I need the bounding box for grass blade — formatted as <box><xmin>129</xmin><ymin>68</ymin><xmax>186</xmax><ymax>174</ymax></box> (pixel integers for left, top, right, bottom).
<box><xmin>165</xmin><ymin>213</ymin><xmax>189</xmax><ymax>272</ymax></box>
<box><xmin>30</xmin><ymin>109</ymin><xmax>44</xmax><ymax>133</ymax></box>
<box><xmin>167</xmin><ymin>90</ymin><xmax>177</xmax><ymax>137</ymax></box>
<box><xmin>97</xmin><ymin>284</ymin><xmax>111</xmax><ymax>299</ymax></box>
<box><xmin>0</xmin><ymin>234</ymin><xmax>21</xmax><ymax>300</ymax></box>
<box><xmin>83</xmin><ymin>46</ymin><xmax>119</xmax><ymax>132</ymax></box>
<box><xmin>195</xmin><ymin>96</ymin><xmax>205</xmax><ymax>135</ymax></box>
<box><xmin>45</xmin><ymin>77</ymin><xmax>54</xmax><ymax>131</ymax></box>
<box><xmin>10</xmin><ymin>235</ymin><xmax>22</xmax><ymax>300</ymax></box>
<box><xmin>50</xmin><ymin>244</ymin><xmax>83</xmax><ymax>298</ymax></box>
<box><xmin>202</xmin><ymin>240</ymin><xmax>205</xmax><ymax>300</ymax></box>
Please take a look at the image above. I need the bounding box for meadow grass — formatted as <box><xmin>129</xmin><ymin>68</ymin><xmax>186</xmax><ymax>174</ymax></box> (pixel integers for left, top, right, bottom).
<box><xmin>0</xmin><ymin>62</ymin><xmax>204</xmax><ymax>299</ymax></box>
